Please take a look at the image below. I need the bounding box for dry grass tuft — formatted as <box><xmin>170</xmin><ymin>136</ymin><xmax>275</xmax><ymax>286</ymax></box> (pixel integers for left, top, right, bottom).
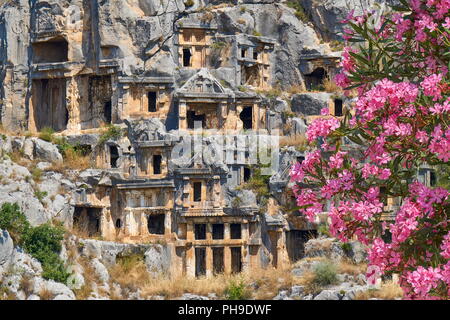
<box><xmin>322</xmin><ymin>78</ymin><xmax>341</xmax><ymax>93</ymax></box>
<box><xmin>39</xmin><ymin>288</ymin><xmax>54</xmax><ymax>300</ymax></box>
<box><xmin>73</xmin><ymin>257</ymin><xmax>99</xmax><ymax>300</ymax></box>
<box><xmin>337</xmin><ymin>260</ymin><xmax>367</xmax><ymax>276</ymax></box>
<box><xmin>109</xmin><ymin>254</ymin><xmax>150</xmax><ymax>293</ymax></box>
<box><xmin>20</xmin><ymin>275</ymin><xmax>34</xmax><ymax>297</ymax></box>
<box><xmin>107</xmin><ymin>253</ymin><xmax>298</xmax><ymax>300</ymax></box>
<box><xmin>247</xmin><ymin>267</ymin><xmax>299</xmax><ymax>300</ymax></box>
<box><xmin>287</xmin><ymin>84</ymin><xmax>306</xmax><ymax>95</ymax></box>
<box><xmin>279</xmin><ymin>134</ymin><xmax>309</xmax><ymax>150</ymax></box>
<box><xmin>355</xmin><ymin>280</ymin><xmax>403</xmax><ymax>300</ymax></box>
<box><xmin>49</xmin><ymin>150</ymin><xmax>91</xmax><ymax>173</ymax></box>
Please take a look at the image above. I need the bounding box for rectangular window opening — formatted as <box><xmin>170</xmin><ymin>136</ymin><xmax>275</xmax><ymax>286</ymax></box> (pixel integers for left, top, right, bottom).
<box><xmin>148</xmin><ymin>92</ymin><xmax>157</xmax><ymax>112</ymax></box>
<box><xmin>193</xmin><ymin>182</ymin><xmax>202</xmax><ymax>202</ymax></box>
<box><xmin>153</xmin><ymin>154</ymin><xmax>162</xmax><ymax>175</ymax></box>
<box><xmin>212</xmin><ymin>224</ymin><xmax>224</xmax><ymax>240</ymax></box>
<box><xmin>195</xmin><ymin>224</ymin><xmax>206</xmax><ymax>240</ymax></box>
<box><xmin>230</xmin><ymin>223</ymin><xmax>242</xmax><ymax>239</ymax></box>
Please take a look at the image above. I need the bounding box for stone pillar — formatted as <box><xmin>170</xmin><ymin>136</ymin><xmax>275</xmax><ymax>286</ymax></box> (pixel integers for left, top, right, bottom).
<box><xmin>179</xmin><ymin>100</ymin><xmax>187</xmax><ymax>130</ymax></box>
<box><xmin>186</xmin><ymin>222</ymin><xmax>195</xmax><ymax>277</ymax></box>
<box><xmin>164</xmin><ymin>212</ymin><xmax>171</xmax><ymax>236</ymax></box>
<box><xmin>276</xmin><ymin>230</ymin><xmax>284</xmax><ymax>269</ymax></box>
<box><xmin>242</xmin><ymin>223</ymin><xmax>249</xmax><ymax>240</ymax></box>
<box><xmin>206</xmin><ymin>247</ymin><xmax>213</xmax><ymax>278</ymax></box>
<box><xmin>224</xmin><ymin>223</ymin><xmax>230</xmax><ymax>240</ymax></box>
<box><xmin>253</xmin><ymin>103</ymin><xmax>259</xmax><ymax>130</ymax></box>
<box><xmin>224</xmin><ymin>246</ymin><xmax>231</xmax><ymax>274</ymax></box>
<box><xmin>140</xmin><ymin>212</ymin><xmax>147</xmax><ymax>236</ymax></box>
<box><xmin>219</xmin><ymin>101</ymin><xmax>227</xmax><ymax>129</ymax></box>
<box><xmin>236</xmin><ymin>105</ymin><xmax>243</xmax><ymax>131</ymax></box>
<box><xmin>242</xmin><ymin>245</ymin><xmax>250</xmax><ymax>272</ymax></box>
<box><xmin>213</xmin><ymin>176</ymin><xmax>221</xmax><ymax>208</ymax></box>
<box><xmin>206</xmin><ymin>223</ymin><xmax>212</xmax><ymax>241</ymax></box>
<box><xmin>241</xmin><ymin>223</ymin><xmax>250</xmax><ymax>271</ymax></box>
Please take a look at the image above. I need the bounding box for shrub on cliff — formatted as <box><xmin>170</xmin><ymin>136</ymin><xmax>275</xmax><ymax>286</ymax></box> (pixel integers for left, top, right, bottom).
<box><xmin>0</xmin><ymin>202</ymin><xmax>30</xmax><ymax>244</ymax></box>
<box><xmin>0</xmin><ymin>202</ymin><xmax>70</xmax><ymax>283</ymax></box>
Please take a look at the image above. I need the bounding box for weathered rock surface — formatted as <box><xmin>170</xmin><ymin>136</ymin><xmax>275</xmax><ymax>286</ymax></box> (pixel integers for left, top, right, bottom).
<box><xmin>0</xmin><ymin>229</ymin><xmax>13</xmax><ymax>268</ymax></box>
<box><xmin>33</xmin><ymin>139</ymin><xmax>63</xmax><ymax>163</ymax></box>
<box><xmin>291</xmin><ymin>93</ymin><xmax>333</xmax><ymax>116</ymax></box>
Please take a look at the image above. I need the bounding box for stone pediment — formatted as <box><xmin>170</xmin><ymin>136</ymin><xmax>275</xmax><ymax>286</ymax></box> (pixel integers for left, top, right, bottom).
<box><xmin>177</xmin><ymin>68</ymin><xmax>232</xmax><ymax>97</ymax></box>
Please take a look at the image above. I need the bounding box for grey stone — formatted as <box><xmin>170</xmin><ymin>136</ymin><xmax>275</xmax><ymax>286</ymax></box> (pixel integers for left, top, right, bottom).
<box><xmin>11</xmin><ymin>137</ymin><xmax>25</xmax><ymax>152</ymax></box>
<box><xmin>273</xmin><ymin>290</ymin><xmax>292</xmax><ymax>300</ymax></box>
<box><xmin>91</xmin><ymin>258</ymin><xmax>110</xmax><ymax>283</ymax></box>
<box><xmin>290</xmin><ymin>285</ymin><xmax>305</xmax><ymax>298</ymax></box>
<box><xmin>10</xmin><ymin>247</ymin><xmax>43</xmax><ymax>277</ymax></box>
<box><xmin>290</xmin><ymin>117</ymin><xmax>308</xmax><ymax>135</ymax></box>
<box><xmin>0</xmin><ymin>136</ymin><xmax>12</xmax><ymax>153</ymax></box>
<box><xmin>313</xmin><ymin>290</ymin><xmax>341</xmax><ymax>300</ymax></box>
<box><xmin>144</xmin><ymin>245</ymin><xmax>172</xmax><ymax>277</ymax></box>
<box><xmin>304</xmin><ymin>238</ymin><xmax>346</xmax><ymax>261</ymax></box>
<box><xmin>36</xmin><ymin>162</ymin><xmax>52</xmax><ymax>171</ymax></box>
<box><xmin>348</xmin><ymin>241</ymin><xmax>368</xmax><ymax>264</ymax></box>
<box><xmin>179</xmin><ymin>293</ymin><xmax>210</xmax><ymax>300</ymax></box>
<box><xmin>23</xmin><ymin>139</ymin><xmax>34</xmax><ymax>160</ymax></box>
<box><xmin>0</xmin><ymin>229</ymin><xmax>14</xmax><ymax>267</ymax></box>
<box><xmin>33</xmin><ymin>138</ymin><xmax>63</xmax><ymax>163</ymax></box>
<box><xmin>32</xmin><ymin>278</ymin><xmax>75</xmax><ymax>300</ymax></box>
<box><xmin>291</xmin><ymin>93</ymin><xmax>332</xmax><ymax>116</ymax></box>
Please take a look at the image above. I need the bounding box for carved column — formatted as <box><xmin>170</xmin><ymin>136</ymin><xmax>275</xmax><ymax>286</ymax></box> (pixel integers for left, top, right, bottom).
<box><xmin>224</xmin><ymin>246</ymin><xmax>231</xmax><ymax>275</ymax></box>
<box><xmin>179</xmin><ymin>100</ymin><xmax>187</xmax><ymax>130</ymax></box>
<box><xmin>206</xmin><ymin>247</ymin><xmax>213</xmax><ymax>278</ymax></box>
<box><xmin>212</xmin><ymin>176</ymin><xmax>222</xmax><ymax>208</ymax></box>
<box><xmin>186</xmin><ymin>222</ymin><xmax>195</xmax><ymax>278</ymax></box>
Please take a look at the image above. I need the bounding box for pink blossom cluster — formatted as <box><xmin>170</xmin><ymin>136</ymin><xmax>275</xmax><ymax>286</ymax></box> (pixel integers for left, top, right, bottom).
<box><xmin>430</xmin><ymin>98</ymin><xmax>450</xmax><ymax>114</ymax></box>
<box><xmin>305</xmin><ymin>117</ymin><xmax>340</xmax><ymax>142</ymax></box>
<box><xmin>354</xmin><ymin>79</ymin><xmax>419</xmax><ymax>122</ymax></box>
<box><xmin>441</xmin><ymin>232</ymin><xmax>450</xmax><ymax>259</ymax></box>
<box><xmin>429</xmin><ymin>124</ymin><xmax>450</xmax><ymax>161</ymax></box>
<box><xmin>362</xmin><ymin>163</ymin><xmax>391</xmax><ymax>180</ymax></box>
<box><xmin>405</xmin><ymin>266</ymin><xmax>443</xmax><ymax>299</ymax></box>
<box><xmin>291</xmin><ymin>0</ymin><xmax>450</xmax><ymax>299</ymax></box>
<box><xmin>421</xmin><ymin>73</ymin><xmax>444</xmax><ymax>100</ymax></box>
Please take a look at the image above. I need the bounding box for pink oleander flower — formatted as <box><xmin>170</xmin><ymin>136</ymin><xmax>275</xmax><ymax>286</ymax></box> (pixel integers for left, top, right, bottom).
<box><xmin>405</xmin><ymin>266</ymin><xmax>442</xmax><ymax>299</ymax></box>
<box><xmin>305</xmin><ymin>117</ymin><xmax>340</xmax><ymax>142</ymax></box>
<box><xmin>444</xmin><ymin>17</ymin><xmax>450</xmax><ymax>28</ymax></box>
<box><xmin>429</xmin><ymin>124</ymin><xmax>450</xmax><ymax>161</ymax></box>
<box><xmin>335</xmin><ymin>73</ymin><xmax>351</xmax><ymax>88</ymax></box>
<box><xmin>440</xmin><ymin>232</ymin><xmax>450</xmax><ymax>259</ymax></box>
<box><xmin>421</xmin><ymin>73</ymin><xmax>443</xmax><ymax>100</ymax></box>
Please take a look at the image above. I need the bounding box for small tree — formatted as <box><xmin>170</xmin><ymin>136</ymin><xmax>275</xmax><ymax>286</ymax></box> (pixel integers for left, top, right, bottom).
<box><xmin>290</xmin><ymin>0</ymin><xmax>449</xmax><ymax>299</ymax></box>
<box><xmin>0</xmin><ymin>202</ymin><xmax>30</xmax><ymax>243</ymax></box>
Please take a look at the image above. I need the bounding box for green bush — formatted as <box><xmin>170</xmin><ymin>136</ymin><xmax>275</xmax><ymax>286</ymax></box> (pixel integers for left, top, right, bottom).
<box><xmin>98</xmin><ymin>124</ymin><xmax>123</xmax><ymax>145</ymax></box>
<box><xmin>0</xmin><ymin>202</ymin><xmax>70</xmax><ymax>283</ymax></box>
<box><xmin>225</xmin><ymin>280</ymin><xmax>250</xmax><ymax>300</ymax></box>
<box><xmin>184</xmin><ymin>0</ymin><xmax>194</xmax><ymax>8</ymax></box>
<box><xmin>312</xmin><ymin>260</ymin><xmax>338</xmax><ymax>286</ymax></box>
<box><xmin>38</xmin><ymin>127</ymin><xmax>55</xmax><ymax>142</ymax></box>
<box><xmin>22</xmin><ymin>223</ymin><xmax>71</xmax><ymax>283</ymax></box>
<box><xmin>31</xmin><ymin>168</ymin><xmax>43</xmax><ymax>182</ymax></box>
<box><xmin>340</xmin><ymin>242</ymin><xmax>352</xmax><ymax>255</ymax></box>
<box><xmin>34</xmin><ymin>190</ymin><xmax>48</xmax><ymax>203</ymax></box>
<box><xmin>285</xmin><ymin>0</ymin><xmax>309</xmax><ymax>23</ymax></box>
<box><xmin>0</xmin><ymin>203</ymin><xmax>30</xmax><ymax>243</ymax></box>
<box><xmin>317</xmin><ymin>223</ymin><xmax>331</xmax><ymax>237</ymax></box>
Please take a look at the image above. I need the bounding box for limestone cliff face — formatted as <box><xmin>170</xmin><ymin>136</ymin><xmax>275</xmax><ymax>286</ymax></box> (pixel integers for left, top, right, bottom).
<box><xmin>0</xmin><ymin>0</ymin><xmax>342</xmax><ymax>131</ymax></box>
